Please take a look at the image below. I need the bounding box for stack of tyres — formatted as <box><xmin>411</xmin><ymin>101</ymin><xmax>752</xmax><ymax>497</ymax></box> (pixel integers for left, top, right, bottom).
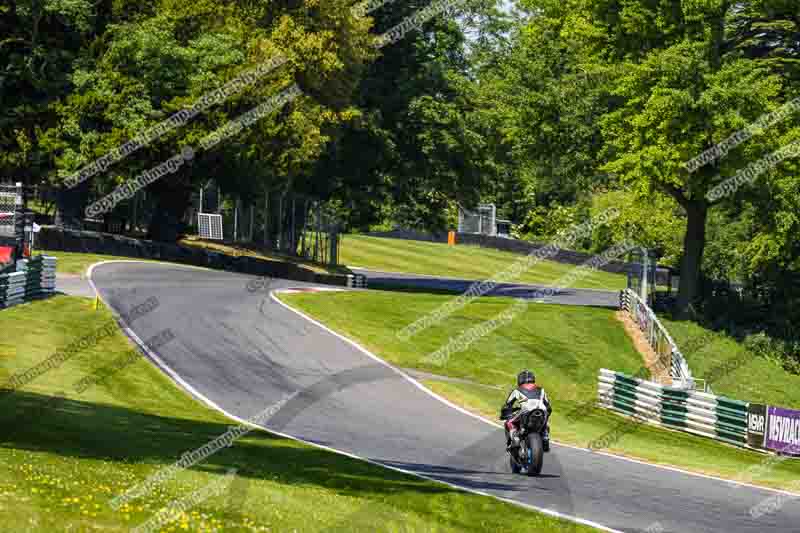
<box><xmin>0</xmin><ymin>255</ymin><xmax>57</xmax><ymax>309</ymax></box>
<box><xmin>0</xmin><ymin>271</ymin><xmax>26</xmax><ymax>308</ymax></box>
<box><xmin>21</xmin><ymin>256</ymin><xmax>57</xmax><ymax>299</ymax></box>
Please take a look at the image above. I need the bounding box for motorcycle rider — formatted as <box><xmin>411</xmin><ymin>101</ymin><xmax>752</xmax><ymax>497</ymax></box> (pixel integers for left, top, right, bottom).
<box><xmin>502</xmin><ymin>370</ymin><xmax>552</xmax><ymax>452</ymax></box>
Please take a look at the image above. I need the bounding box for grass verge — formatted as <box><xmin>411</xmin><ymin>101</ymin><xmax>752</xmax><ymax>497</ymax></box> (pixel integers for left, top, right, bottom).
<box><xmin>280</xmin><ymin>290</ymin><xmax>800</xmax><ymax>492</ymax></box>
<box><xmin>663</xmin><ymin>317</ymin><xmax>800</xmax><ymax>409</ymax></box>
<box><xmin>179</xmin><ymin>236</ymin><xmax>348</xmax><ymax>275</ymax></box>
<box><xmin>0</xmin><ymin>295</ymin><xmax>598</xmax><ymax>532</ymax></box>
<box><xmin>38</xmin><ymin>250</ymin><xmax>160</xmax><ymax>277</ymax></box>
<box><xmin>39</xmin><ymin>242</ymin><xmax>342</xmax><ymax>279</ymax></box>
<box><xmin>340</xmin><ymin>235</ymin><xmax>627</xmax><ymax>290</ymax></box>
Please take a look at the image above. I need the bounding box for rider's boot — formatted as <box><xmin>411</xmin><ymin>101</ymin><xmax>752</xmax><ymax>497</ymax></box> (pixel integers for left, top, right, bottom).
<box><xmin>543</xmin><ymin>425</ymin><xmax>551</xmax><ymax>452</ymax></box>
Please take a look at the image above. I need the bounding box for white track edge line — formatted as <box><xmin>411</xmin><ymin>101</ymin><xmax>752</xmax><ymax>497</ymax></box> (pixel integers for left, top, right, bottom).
<box><xmin>86</xmin><ymin>260</ymin><xmax>620</xmax><ymax>532</ymax></box>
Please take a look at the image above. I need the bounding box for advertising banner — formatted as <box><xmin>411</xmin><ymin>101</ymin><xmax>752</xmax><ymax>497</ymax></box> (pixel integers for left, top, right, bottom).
<box><xmin>765</xmin><ymin>406</ymin><xmax>800</xmax><ymax>455</ymax></box>
<box><xmin>747</xmin><ymin>403</ymin><xmax>767</xmax><ymax>449</ymax></box>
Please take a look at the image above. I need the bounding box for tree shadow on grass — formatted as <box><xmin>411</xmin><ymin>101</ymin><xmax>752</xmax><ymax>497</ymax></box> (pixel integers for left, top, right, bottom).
<box><xmin>0</xmin><ymin>389</ymin><xmax>457</xmax><ymax>500</ymax></box>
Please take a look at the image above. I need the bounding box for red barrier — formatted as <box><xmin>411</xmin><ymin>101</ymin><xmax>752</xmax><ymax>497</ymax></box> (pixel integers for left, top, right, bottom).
<box><xmin>0</xmin><ymin>246</ymin><xmax>13</xmax><ymax>265</ymax></box>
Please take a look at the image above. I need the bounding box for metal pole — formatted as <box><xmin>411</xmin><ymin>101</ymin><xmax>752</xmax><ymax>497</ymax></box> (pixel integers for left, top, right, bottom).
<box><xmin>264</xmin><ymin>191</ymin><xmax>270</xmax><ymax>248</ymax></box>
<box><xmin>14</xmin><ymin>182</ymin><xmax>24</xmax><ymax>260</ymax></box>
<box><xmin>320</xmin><ymin>205</ymin><xmax>325</xmax><ymax>264</ymax></box>
<box><xmin>314</xmin><ymin>203</ymin><xmax>320</xmax><ymax>262</ymax></box>
<box><xmin>301</xmin><ymin>198</ymin><xmax>308</xmax><ymax>257</ymax></box>
<box><xmin>249</xmin><ymin>203</ymin><xmax>254</xmax><ymax>242</ymax></box>
<box><xmin>234</xmin><ymin>198</ymin><xmax>239</xmax><ymax>242</ymax></box>
<box><xmin>321</xmin><ymin>204</ymin><xmax>327</xmax><ymax>265</ymax></box>
<box><xmin>641</xmin><ymin>247</ymin><xmax>649</xmax><ymax>304</ymax></box>
<box><xmin>132</xmin><ymin>192</ymin><xmax>138</xmax><ymax>233</ymax></box>
<box><xmin>277</xmin><ymin>194</ymin><xmax>283</xmax><ymax>251</ymax></box>
<box><xmin>291</xmin><ymin>197</ymin><xmax>296</xmax><ymax>255</ymax></box>
<box><xmin>199</xmin><ymin>187</ymin><xmax>204</xmax><ymax>214</ymax></box>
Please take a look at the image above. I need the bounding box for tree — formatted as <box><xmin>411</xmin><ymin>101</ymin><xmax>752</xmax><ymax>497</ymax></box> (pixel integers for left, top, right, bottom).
<box><xmin>311</xmin><ymin>0</ymin><xmax>505</xmax><ymax>232</ymax></box>
<box><xmin>471</xmin><ymin>1</ymin><xmax>614</xmax><ymax>236</ymax></box>
<box><xmin>510</xmin><ymin>0</ymin><xmax>797</xmax><ymax>317</ymax></box>
<box><xmin>0</xmin><ymin>0</ymin><xmax>100</xmax><ymax>185</ymax></box>
<box><xmin>40</xmin><ymin>0</ymin><xmax>375</xmax><ymax>239</ymax></box>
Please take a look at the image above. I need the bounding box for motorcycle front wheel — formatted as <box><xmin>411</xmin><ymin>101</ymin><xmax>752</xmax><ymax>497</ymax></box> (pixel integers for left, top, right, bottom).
<box><xmin>525</xmin><ymin>433</ymin><xmax>544</xmax><ymax>476</ymax></box>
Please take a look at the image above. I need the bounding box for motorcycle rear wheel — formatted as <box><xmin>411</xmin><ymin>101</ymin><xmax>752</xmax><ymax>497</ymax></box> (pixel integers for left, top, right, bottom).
<box><xmin>525</xmin><ymin>433</ymin><xmax>544</xmax><ymax>476</ymax></box>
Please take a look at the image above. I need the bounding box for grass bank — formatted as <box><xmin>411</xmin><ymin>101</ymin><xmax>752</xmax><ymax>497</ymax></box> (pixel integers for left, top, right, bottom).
<box><xmin>37</xmin><ymin>249</ymin><xmax>160</xmax><ymax>276</ymax></box>
<box><xmin>280</xmin><ymin>290</ymin><xmax>800</xmax><ymax>492</ymax></box>
<box><xmin>178</xmin><ymin>236</ymin><xmax>348</xmax><ymax>275</ymax></box>
<box><xmin>38</xmin><ymin>241</ymin><xmax>341</xmax><ymax>279</ymax></box>
<box><xmin>340</xmin><ymin>235</ymin><xmax>627</xmax><ymax>290</ymax></box>
<box><xmin>664</xmin><ymin>318</ymin><xmax>800</xmax><ymax>409</ymax></box>
<box><xmin>0</xmin><ymin>295</ymin><xmax>598</xmax><ymax>532</ymax></box>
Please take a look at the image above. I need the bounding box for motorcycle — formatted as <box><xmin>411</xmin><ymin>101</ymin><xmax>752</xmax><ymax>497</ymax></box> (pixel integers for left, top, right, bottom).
<box><xmin>500</xmin><ymin>397</ymin><xmax>550</xmax><ymax>476</ymax></box>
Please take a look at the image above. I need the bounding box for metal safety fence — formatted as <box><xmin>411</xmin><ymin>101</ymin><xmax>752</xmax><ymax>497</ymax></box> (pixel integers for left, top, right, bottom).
<box><xmin>620</xmin><ymin>288</ymin><xmax>696</xmax><ymax>389</ymax></box>
<box><xmin>0</xmin><ymin>182</ymin><xmax>21</xmax><ymax>239</ymax></box>
<box><xmin>0</xmin><ymin>182</ymin><xmax>25</xmax><ymax>271</ymax></box>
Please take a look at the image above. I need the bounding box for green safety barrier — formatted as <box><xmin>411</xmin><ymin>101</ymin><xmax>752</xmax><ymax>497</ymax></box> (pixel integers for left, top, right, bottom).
<box><xmin>598</xmin><ymin>368</ymin><xmax>750</xmax><ymax>451</ymax></box>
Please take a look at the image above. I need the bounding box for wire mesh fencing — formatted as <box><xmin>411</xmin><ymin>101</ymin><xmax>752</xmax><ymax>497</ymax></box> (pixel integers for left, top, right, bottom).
<box><xmin>0</xmin><ymin>183</ymin><xmax>20</xmax><ymax>239</ymax></box>
<box><xmin>458</xmin><ymin>204</ymin><xmax>496</xmax><ymax>235</ymax></box>
<box><xmin>27</xmin><ymin>179</ymin><xmax>342</xmax><ymax>267</ymax></box>
<box><xmin>192</xmin><ymin>185</ymin><xmax>341</xmax><ymax>266</ymax></box>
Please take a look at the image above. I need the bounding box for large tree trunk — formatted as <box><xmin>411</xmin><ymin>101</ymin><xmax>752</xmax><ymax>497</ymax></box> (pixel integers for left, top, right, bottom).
<box><xmin>675</xmin><ymin>200</ymin><xmax>708</xmax><ymax>319</ymax></box>
<box><xmin>146</xmin><ymin>178</ymin><xmax>192</xmax><ymax>243</ymax></box>
<box><xmin>55</xmin><ymin>180</ymin><xmax>91</xmax><ymax>229</ymax></box>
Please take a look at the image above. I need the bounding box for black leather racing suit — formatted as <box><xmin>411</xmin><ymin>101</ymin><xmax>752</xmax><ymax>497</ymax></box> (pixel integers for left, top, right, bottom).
<box><xmin>503</xmin><ymin>384</ymin><xmax>552</xmax><ymax>447</ymax></box>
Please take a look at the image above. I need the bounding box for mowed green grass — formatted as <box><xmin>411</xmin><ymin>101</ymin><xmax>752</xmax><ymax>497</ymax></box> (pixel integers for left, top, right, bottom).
<box><xmin>664</xmin><ymin>318</ymin><xmax>800</xmax><ymax>409</ymax></box>
<box><xmin>38</xmin><ymin>249</ymin><xmax>160</xmax><ymax>276</ymax></box>
<box><xmin>0</xmin><ymin>296</ymin><xmax>598</xmax><ymax>532</ymax></box>
<box><xmin>281</xmin><ymin>290</ymin><xmax>800</xmax><ymax>491</ymax></box>
<box><xmin>340</xmin><ymin>235</ymin><xmax>627</xmax><ymax>290</ymax></box>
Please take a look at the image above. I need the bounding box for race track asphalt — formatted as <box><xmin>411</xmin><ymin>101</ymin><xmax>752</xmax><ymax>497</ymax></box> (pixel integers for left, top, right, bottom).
<box><xmin>90</xmin><ymin>262</ymin><xmax>800</xmax><ymax>533</ymax></box>
<box><xmin>350</xmin><ymin>268</ymin><xmax>621</xmax><ymax>308</ymax></box>
<box><xmin>56</xmin><ymin>273</ymin><xmax>95</xmax><ymax>298</ymax></box>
